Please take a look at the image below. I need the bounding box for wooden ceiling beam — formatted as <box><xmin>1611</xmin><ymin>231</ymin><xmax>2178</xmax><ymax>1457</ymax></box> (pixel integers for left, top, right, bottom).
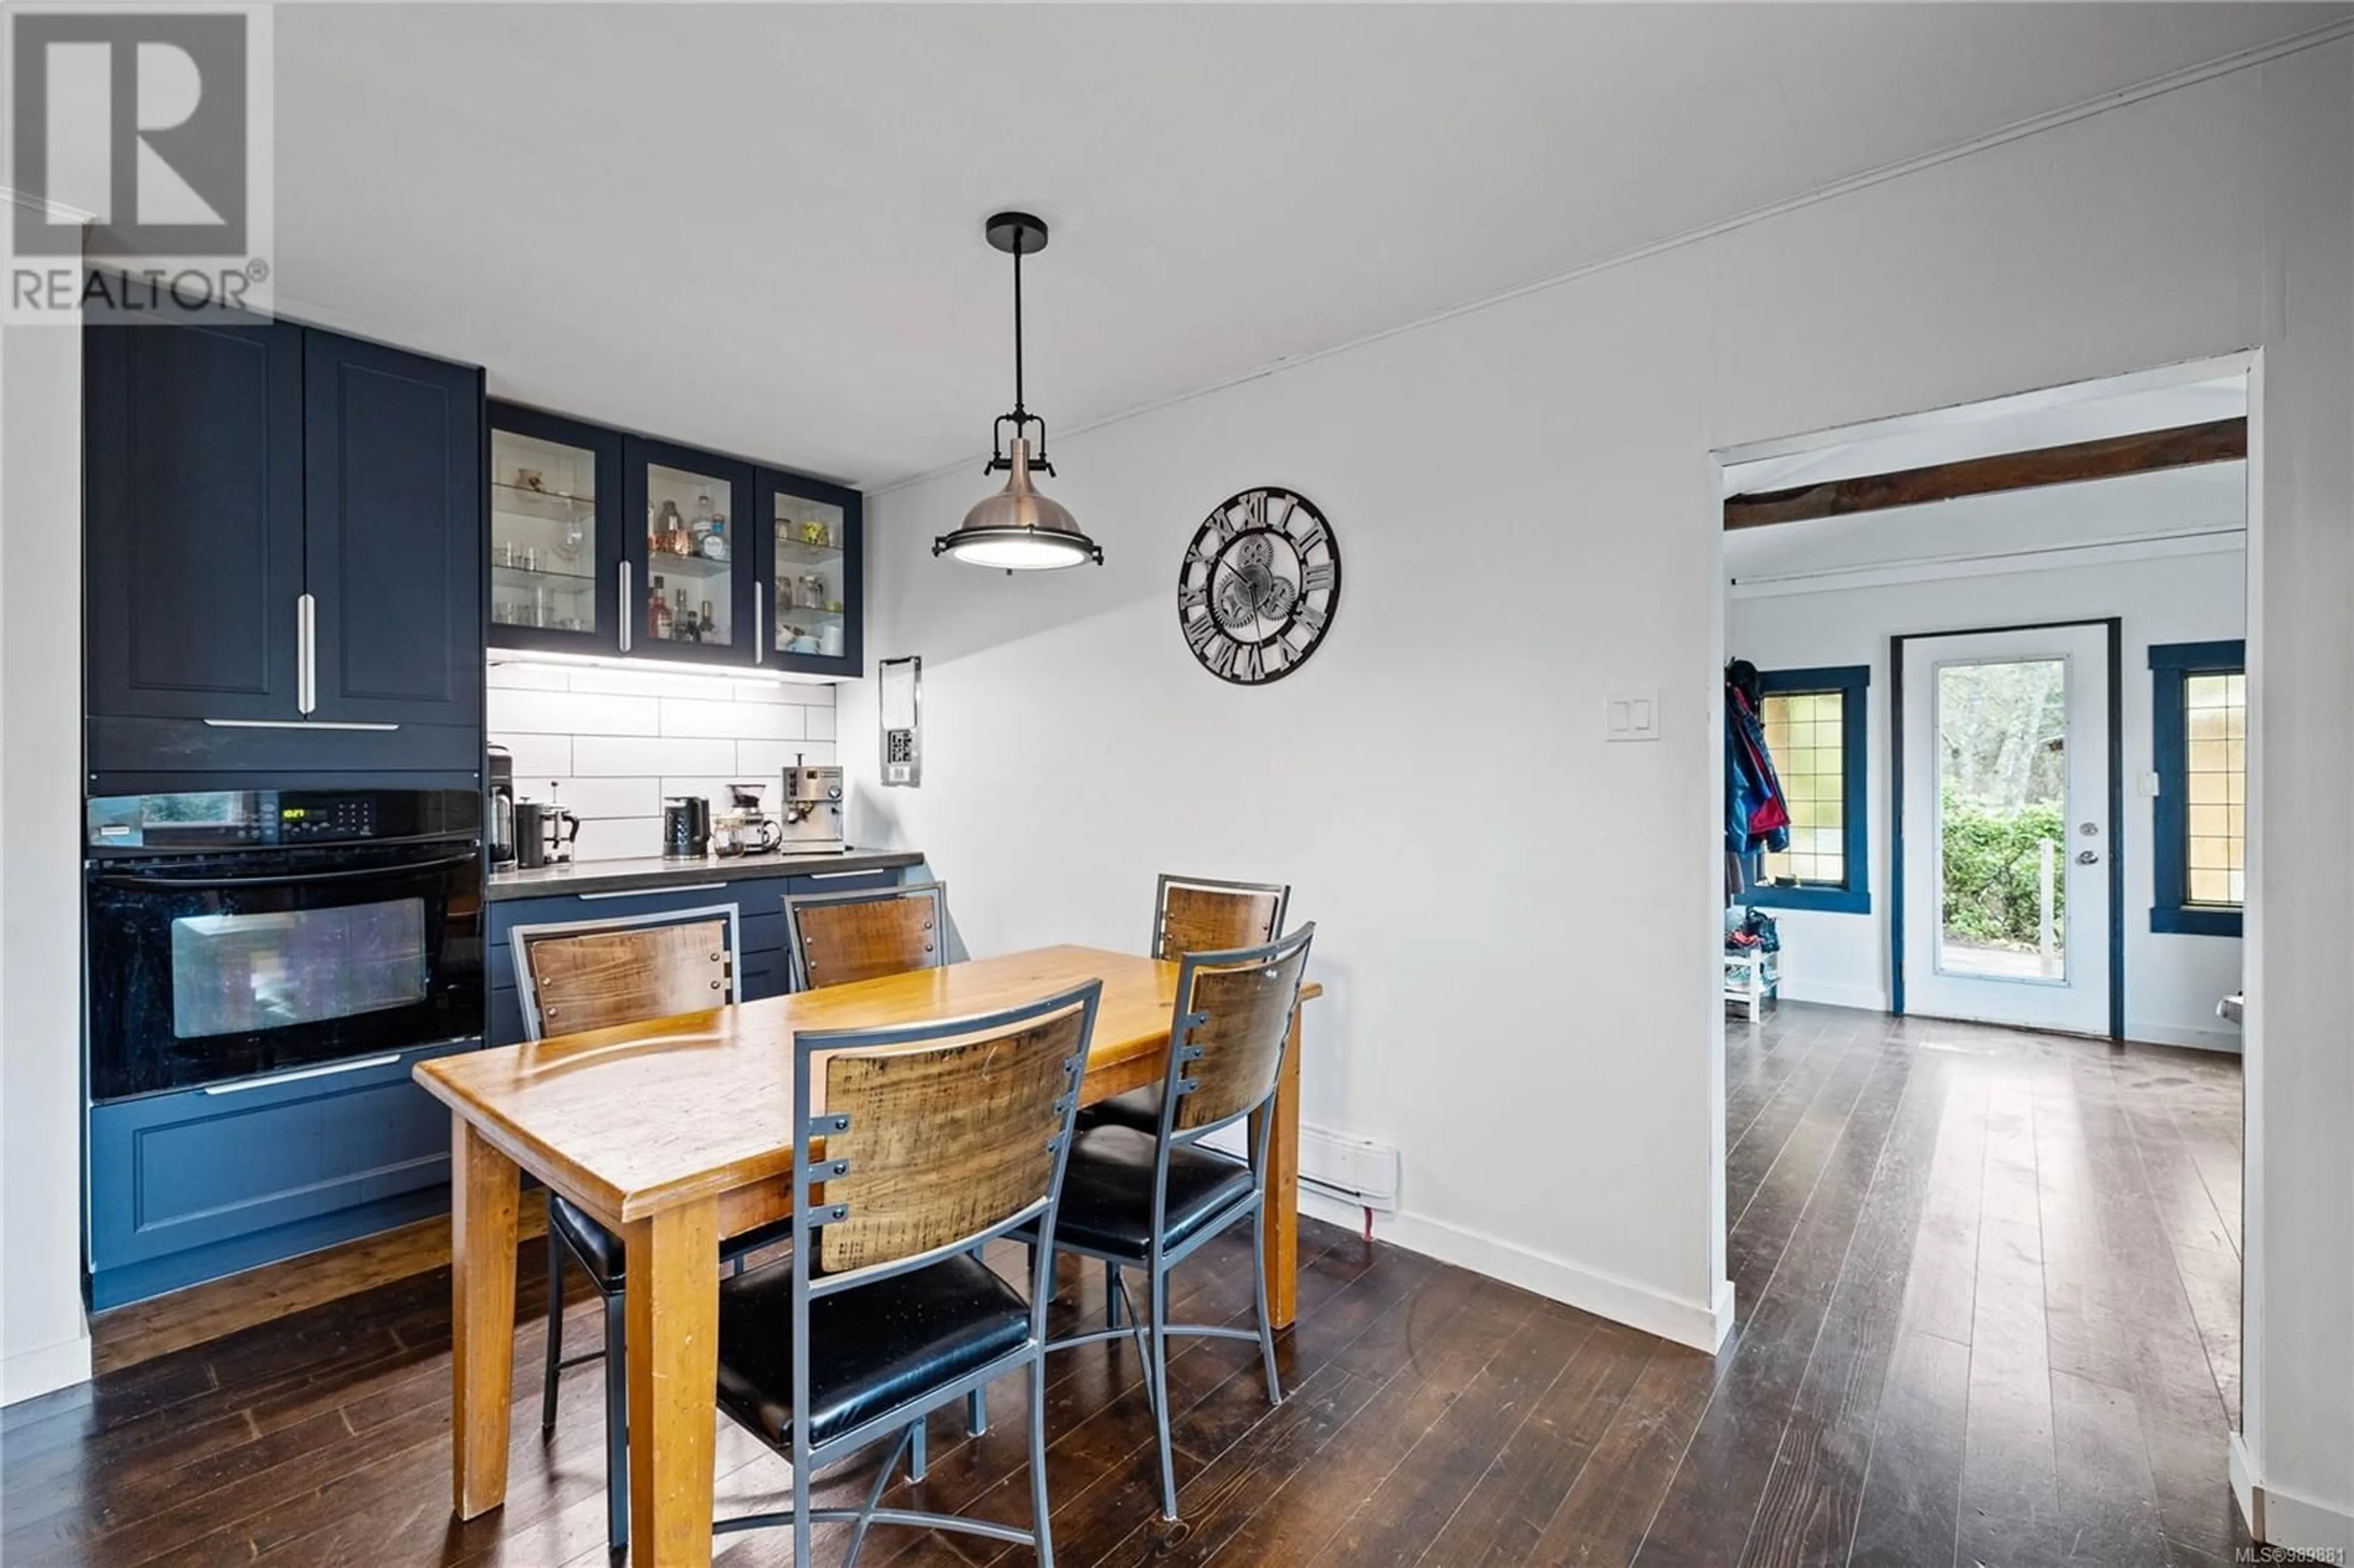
<box><xmin>1722</xmin><ymin>417</ymin><xmax>2247</xmax><ymax>531</ymax></box>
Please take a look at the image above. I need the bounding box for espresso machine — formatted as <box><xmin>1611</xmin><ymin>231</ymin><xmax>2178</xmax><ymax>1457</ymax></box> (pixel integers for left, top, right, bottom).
<box><xmin>779</xmin><ymin>765</ymin><xmax>845</xmax><ymax>854</ymax></box>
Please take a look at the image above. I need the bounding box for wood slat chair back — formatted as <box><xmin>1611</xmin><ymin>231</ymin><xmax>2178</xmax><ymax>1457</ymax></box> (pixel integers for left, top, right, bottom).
<box><xmin>783</xmin><ymin>880</ymin><xmax>948</xmax><ymax>991</ymax></box>
<box><xmin>815</xmin><ymin>998</ymin><xmax>1091</xmax><ymax>1275</ymax></box>
<box><xmin>512</xmin><ymin>905</ymin><xmax>740</xmax><ymax>1041</ymax></box>
<box><xmin>1172</xmin><ymin>924</ymin><xmax>1314</xmax><ymax>1133</ymax></box>
<box><xmin>1152</xmin><ymin>874</ymin><xmax>1289</xmax><ymax>963</ymax></box>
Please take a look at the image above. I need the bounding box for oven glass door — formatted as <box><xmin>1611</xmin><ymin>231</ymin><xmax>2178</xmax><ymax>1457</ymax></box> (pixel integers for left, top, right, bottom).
<box><xmin>87</xmin><ymin>842</ymin><xmax>484</xmax><ymax>1101</ymax></box>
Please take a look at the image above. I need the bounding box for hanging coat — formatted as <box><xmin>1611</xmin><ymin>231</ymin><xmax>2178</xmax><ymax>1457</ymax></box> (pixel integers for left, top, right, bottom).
<box><xmin>1726</xmin><ymin>686</ymin><xmax>1791</xmax><ymax>856</ymax></box>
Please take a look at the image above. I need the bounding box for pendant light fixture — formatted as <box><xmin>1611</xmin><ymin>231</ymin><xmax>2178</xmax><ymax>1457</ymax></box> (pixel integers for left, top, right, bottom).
<box><xmin>934</xmin><ymin>211</ymin><xmax>1104</xmax><ymax>571</ymax></box>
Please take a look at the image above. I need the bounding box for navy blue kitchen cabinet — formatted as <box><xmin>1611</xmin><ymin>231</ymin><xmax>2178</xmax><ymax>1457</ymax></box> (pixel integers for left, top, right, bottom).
<box><xmin>84</xmin><ymin>316</ymin><xmax>485</xmax><ymax>787</ymax></box>
<box><xmin>484</xmin><ymin>868</ymin><xmax>902</xmax><ymax>1046</ymax></box>
<box><xmin>486</xmin><ymin>403</ymin><xmax>626</xmax><ymax>657</ymax></box>
<box><xmin>758</xmin><ymin>466</ymin><xmax>865</xmax><ymax>679</ymax></box>
<box><xmin>84</xmin><ymin>310</ymin><xmax>308</xmax><ymax>736</ymax></box>
<box><xmin>86</xmin><ymin>1039</ymin><xmax>474</xmax><ymax>1310</ymax></box>
<box><xmin>302</xmin><ymin>332</ymin><xmax>484</xmax><ymax>762</ymax></box>
<box><xmin>624</xmin><ymin>436</ymin><xmax>760</xmax><ymax>666</ymax></box>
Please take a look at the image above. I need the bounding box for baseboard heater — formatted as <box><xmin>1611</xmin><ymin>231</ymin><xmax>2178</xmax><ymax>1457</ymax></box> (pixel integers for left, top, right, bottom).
<box><xmin>1201</xmin><ymin>1121</ymin><xmax>1399</xmax><ymax>1211</ymax></box>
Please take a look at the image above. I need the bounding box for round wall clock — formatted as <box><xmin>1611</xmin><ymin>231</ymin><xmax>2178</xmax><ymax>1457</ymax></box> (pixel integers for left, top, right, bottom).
<box><xmin>1178</xmin><ymin>487</ymin><xmax>1341</xmax><ymax>685</ymax></box>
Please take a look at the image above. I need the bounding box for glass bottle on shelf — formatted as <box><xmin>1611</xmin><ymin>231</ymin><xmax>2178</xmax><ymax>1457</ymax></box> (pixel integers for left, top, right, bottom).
<box><xmin>676</xmin><ymin>587</ymin><xmax>697</xmax><ymax>643</ymax></box>
<box><xmin>649</xmin><ymin>575</ymin><xmax>672</xmax><ymax>641</ymax></box>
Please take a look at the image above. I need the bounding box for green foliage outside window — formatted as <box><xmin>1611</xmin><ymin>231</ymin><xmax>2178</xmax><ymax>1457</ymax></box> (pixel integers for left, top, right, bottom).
<box><xmin>1941</xmin><ymin>791</ymin><xmax>2066</xmax><ymax>947</ymax></box>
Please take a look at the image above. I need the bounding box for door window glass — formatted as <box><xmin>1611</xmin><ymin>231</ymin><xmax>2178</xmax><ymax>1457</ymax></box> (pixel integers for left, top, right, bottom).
<box><xmin>1936</xmin><ymin>658</ymin><xmax>2068</xmax><ymax>981</ymax></box>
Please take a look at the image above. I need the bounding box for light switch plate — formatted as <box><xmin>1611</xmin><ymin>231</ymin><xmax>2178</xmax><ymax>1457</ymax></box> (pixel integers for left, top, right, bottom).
<box><xmin>1606</xmin><ymin>689</ymin><xmax>1661</xmax><ymax>742</ymax></box>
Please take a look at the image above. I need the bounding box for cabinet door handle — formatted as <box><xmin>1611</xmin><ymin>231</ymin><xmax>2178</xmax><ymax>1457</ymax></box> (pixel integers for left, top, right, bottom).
<box><xmin>619</xmin><ymin>562</ymin><xmax>633</xmax><ymax>653</ymax></box>
<box><xmin>754</xmin><ymin>581</ymin><xmax>764</xmax><ymax>662</ymax></box>
<box><xmin>297</xmin><ymin>592</ymin><xmax>318</xmax><ymax>714</ymax></box>
<box><xmin>580</xmin><ymin>881</ymin><xmax>726</xmax><ymax>900</ymax></box>
<box><xmin>806</xmin><ymin>869</ymin><xmax>879</xmax><ymax>881</ymax></box>
<box><xmin>202</xmin><ymin>718</ymin><xmax>400</xmax><ymax>732</ymax></box>
<box><xmin>201</xmin><ymin>1052</ymin><xmax>403</xmax><ymax>1095</ymax></box>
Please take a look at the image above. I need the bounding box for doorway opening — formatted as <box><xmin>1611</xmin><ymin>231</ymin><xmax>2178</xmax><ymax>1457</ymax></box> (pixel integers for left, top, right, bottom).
<box><xmin>1710</xmin><ymin>357</ymin><xmax>2252</xmax><ymax>1562</ymax></box>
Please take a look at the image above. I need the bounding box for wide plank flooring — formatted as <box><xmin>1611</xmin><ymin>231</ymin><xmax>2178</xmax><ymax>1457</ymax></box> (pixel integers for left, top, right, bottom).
<box><xmin>1</xmin><ymin>1003</ymin><xmax>2249</xmax><ymax>1566</ymax></box>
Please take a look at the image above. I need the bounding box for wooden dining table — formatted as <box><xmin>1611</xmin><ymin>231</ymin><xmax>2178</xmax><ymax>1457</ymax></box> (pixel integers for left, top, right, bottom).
<box><xmin>415</xmin><ymin>943</ymin><xmax>1322</xmax><ymax>1567</ymax></box>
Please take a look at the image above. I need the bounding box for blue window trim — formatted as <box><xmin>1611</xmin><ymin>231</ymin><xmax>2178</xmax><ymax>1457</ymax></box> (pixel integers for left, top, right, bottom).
<box><xmin>1745</xmin><ymin>664</ymin><xmax>1871</xmax><ymax>915</ymax></box>
<box><xmin>2149</xmin><ymin>639</ymin><xmax>2245</xmax><ymax>937</ymax></box>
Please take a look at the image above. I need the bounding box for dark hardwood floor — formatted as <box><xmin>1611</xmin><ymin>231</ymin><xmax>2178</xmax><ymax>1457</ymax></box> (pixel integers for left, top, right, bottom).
<box><xmin>1</xmin><ymin>1003</ymin><xmax>2249</xmax><ymax>1566</ymax></box>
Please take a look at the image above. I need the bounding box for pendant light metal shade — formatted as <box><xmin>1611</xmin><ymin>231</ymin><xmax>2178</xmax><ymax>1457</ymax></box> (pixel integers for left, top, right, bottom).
<box><xmin>935</xmin><ymin>436</ymin><xmax>1102</xmax><ymax>569</ymax></box>
<box><xmin>935</xmin><ymin>210</ymin><xmax>1103</xmax><ymax>571</ymax></box>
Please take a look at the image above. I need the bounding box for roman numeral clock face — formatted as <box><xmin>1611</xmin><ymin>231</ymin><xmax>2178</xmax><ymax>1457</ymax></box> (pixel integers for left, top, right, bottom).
<box><xmin>1178</xmin><ymin>487</ymin><xmax>1341</xmax><ymax>685</ymax></box>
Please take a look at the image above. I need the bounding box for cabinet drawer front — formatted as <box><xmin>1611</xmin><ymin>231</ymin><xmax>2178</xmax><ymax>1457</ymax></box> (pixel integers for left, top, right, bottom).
<box><xmin>88</xmin><ymin>1043</ymin><xmax>473</xmax><ymax>1270</ymax></box>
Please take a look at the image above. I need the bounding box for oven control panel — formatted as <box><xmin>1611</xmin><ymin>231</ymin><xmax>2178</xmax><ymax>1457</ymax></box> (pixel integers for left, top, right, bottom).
<box><xmin>85</xmin><ymin>788</ymin><xmax>481</xmax><ymax>853</ymax></box>
<box><xmin>275</xmin><ymin>794</ymin><xmax>376</xmax><ymax>842</ymax></box>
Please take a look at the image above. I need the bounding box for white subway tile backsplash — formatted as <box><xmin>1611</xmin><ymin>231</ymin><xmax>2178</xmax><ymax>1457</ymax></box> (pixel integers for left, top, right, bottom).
<box><xmin>489</xmin><ymin>688</ymin><xmax>662</xmax><ymax>737</ymax></box>
<box><xmin>573</xmin><ymin>816</ymin><xmax>663</xmax><ymax>862</ymax></box>
<box><xmin>486</xmin><ymin>658</ymin><xmax>848</xmax><ymax>866</ymax></box>
<box><xmin>737</xmin><ymin>739</ymin><xmax>836</xmax><ymax>775</ymax></box>
<box><xmin>496</xmin><ymin>734</ymin><xmax>573</xmax><ymax>780</ymax></box>
<box><xmin>660</xmin><ymin>696</ymin><xmax>804</xmax><ymax>742</ymax></box>
<box><xmin>572</xmin><ymin>734</ymin><xmax>737</xmax><ymax>777</ymax></box>
<box><xmin>539</xmin><ymin>776</ymin><xmax>661</xmax><ymax>820</ymax></box>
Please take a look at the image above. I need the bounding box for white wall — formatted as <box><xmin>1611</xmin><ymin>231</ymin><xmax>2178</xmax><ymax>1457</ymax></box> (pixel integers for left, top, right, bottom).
<box><xmin>1</xmin><ymin>310</ymin><xmax>94</xmax><ymax>1404</ymax></box>
<box><xmin>1731</xmin><ymin>518</ymin><xmax>2246</xmax><ymax>1051</ymax></box>
<box><xmin>487</xmin><ymin>662</ymin><xmax>837</xmax><ymax>861</ymax></box>
<box><xmin>845</xmin><ymin>38</ymin><xmax>2354</xmax><ymax>1545</ymax></box>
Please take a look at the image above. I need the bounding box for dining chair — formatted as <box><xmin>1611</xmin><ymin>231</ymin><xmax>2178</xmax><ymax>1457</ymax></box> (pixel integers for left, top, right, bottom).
<box><xmin>781</xmin><ymin>876</ymin><xmax>995</xmax><ymax>1437</ymax></box>
<box><xmin>710</xmin><ymin>980</ymin><xmax>1100</xmax><ymax>1568</ymax></box>
<box><xmin>1019</xmin><ymin>923</ymin><xmax>1315</xmax><ymax>1521</ymax></box>
<box><xmin>1083</xmin><ymin>875</ymin><xmax>1290</xmax><ymax>1140</ymax></box>
<box><xmin>509</xmin><ymin>902</ymin><xmax>744</xmax><ymax>1560</ymax></box>
<box><xmin>782</xmin><ymin>878</ymin><xmax>950</xmax><ymax>991</ymax></box>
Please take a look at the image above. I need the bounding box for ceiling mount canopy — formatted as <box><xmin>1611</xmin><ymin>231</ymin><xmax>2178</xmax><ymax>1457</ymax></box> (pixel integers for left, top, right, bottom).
<box><xmin>934</xmin><ymin>211</ymin><xmax>1105</xmax><ymax>572</ymax></box>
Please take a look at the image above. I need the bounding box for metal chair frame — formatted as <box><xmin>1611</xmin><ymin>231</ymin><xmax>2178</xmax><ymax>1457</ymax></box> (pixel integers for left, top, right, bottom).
<box><xmin>1034</xmin><ymin>923</ymin><xmax>1314</xmax><ymax>1520</ymax></box>
<box><xmin>1148</xmin><ymin>873</ymin><xmax>1290</xmax><ymax>962</ymax></box>
<box><xmin>508</xmin><ymin>902</ymin><xmax>744</xmax><ymax>1559</ymax></box>
<box><xmin>712</xmin><ymin>980</ymin><xmax>1102</xmax><ymax>1568</ymax></box>
<box><xmin>780</xmin><ymin>878</ymin><xmax>950</xmax><ymax>993</ymax></box>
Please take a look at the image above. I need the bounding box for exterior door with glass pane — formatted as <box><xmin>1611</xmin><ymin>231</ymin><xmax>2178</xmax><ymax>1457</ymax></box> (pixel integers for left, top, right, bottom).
<box><xmin>624</xmin><ymin>437</ymin><xmax>756</xmax><ymax>666</ymax></box>
<box><xmin>1901</xmin><ymin>623</ymin><xmax>2113</xmax><ymax>1034</ymax></box>
<box><xmin>758</xmin><ymin>467</ymin><xmax>864</xmax><ymax>677</ymax></box>
<box><xmin>487</xmin><ymin>404</ymin><xmax>623</xmax><ymax>655</ymax></box>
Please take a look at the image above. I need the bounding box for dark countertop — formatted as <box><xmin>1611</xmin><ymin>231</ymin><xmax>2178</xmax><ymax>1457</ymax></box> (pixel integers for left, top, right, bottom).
<box><xmin>486</xmin><ymin>847</ymin><xmax>925</xmax><ymax>902</ymax></box>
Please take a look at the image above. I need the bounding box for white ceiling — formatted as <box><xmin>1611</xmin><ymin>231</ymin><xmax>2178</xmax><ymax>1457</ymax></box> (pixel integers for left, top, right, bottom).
<box><xmin>270</xmin><ymin>4</ymin><xmax>2344</xmax><ymax>489</ymax></box>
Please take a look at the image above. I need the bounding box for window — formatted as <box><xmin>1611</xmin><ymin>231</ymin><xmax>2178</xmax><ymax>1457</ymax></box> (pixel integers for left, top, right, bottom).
<box><xmin>2150</xmin><ymin>639</ymin><xmax>2245</xmax><ymax>936</ymax></box>
<box><xmin>1750</xmin><ymin>665</ymin><xmax>1871</xmax><ymax>913</ymax></box>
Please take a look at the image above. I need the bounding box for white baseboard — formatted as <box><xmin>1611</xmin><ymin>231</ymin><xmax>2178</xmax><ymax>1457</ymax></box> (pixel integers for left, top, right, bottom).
<box><xmin>2125</xmin><ymin>1019</ymin><xmax>2244</xmax><ymax>1054</ymax></box>
<box><xmin>1297</xmin><ymin>1190</ymin><xmax>1732</xmax><ymax>1352</ymax></box>
<box><xmin>2230</xmin><ymin>1428</ymin><xmax>2354</xmax><ymax>1557</ymax></box>
<box><xmin>1</xmin><ymin>1332</ymin><xmax>92</xmax><ymax>1407</ymax></box>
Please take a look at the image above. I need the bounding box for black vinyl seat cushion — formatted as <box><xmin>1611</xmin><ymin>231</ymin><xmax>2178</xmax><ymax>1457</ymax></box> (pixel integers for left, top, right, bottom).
<box><xmin>550</xmin><ymin>1194</ymin><xmax>626</xmax><ymax>1290</ymax></box>
<box><xmin>715</xmin><ymin>1254</ymin><xmax>1032</xmax><ymax>1452</ymax></box>
<box><xmin>550</xmin><ymin>1193</ymin><xmax>796</xmax><ymax>1295</ymax></box>
<box><xmin>1076</xmin><ymin>1084</ymin><xmax>1164</xmax><ymax>1135</ymax></box>
<box><xmin>1041</xmin><ymin>1126</ymin><xmax>1256</xmax><ymax>1260</ymax></box>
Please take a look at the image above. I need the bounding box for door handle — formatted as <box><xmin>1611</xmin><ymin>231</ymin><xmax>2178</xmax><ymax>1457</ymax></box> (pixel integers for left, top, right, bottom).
<box><xmin>2075</xmin><ymin>850</ymin><xmax>2100</xmax><ymax>865</ymax></box>
<box><xmin>297</xmin><ymin>592</ymin><xmax>318</xmax><ymax>715</ymax></box>
<box><xmin>754</xmin><ymin>581</ymin><xmax>765</xmax><ymax>662</ymax></box>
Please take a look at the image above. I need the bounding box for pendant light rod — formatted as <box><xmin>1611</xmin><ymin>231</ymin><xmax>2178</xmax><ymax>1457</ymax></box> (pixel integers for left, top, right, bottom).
<box><xmin>984</xmin><ymin>211</ymin><xmax>1053</xmax><ymax>476</ymax></box>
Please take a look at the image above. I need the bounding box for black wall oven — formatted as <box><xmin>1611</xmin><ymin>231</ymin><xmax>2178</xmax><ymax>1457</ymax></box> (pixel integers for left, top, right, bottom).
<box><xmin>85</xmin><ymin>788</ymin><xmax>484</xmax><ymax>1102</ymax></box>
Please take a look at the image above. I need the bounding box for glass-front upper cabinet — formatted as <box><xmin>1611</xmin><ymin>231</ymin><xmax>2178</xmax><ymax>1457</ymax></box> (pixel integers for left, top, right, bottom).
<box><xmin>624</xmin><ymin>437</ymin><xmax>755</xmax><ymax>666</ymax></box>
<box><xmin>758</xmin><ymin>467</ymin><xmax>863</xmax><ymax>677</ymax></box>
<box><xmin>487</xmin><ymin>405</ymin><xmax>622</xmax><ymax>655</ymax></box>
